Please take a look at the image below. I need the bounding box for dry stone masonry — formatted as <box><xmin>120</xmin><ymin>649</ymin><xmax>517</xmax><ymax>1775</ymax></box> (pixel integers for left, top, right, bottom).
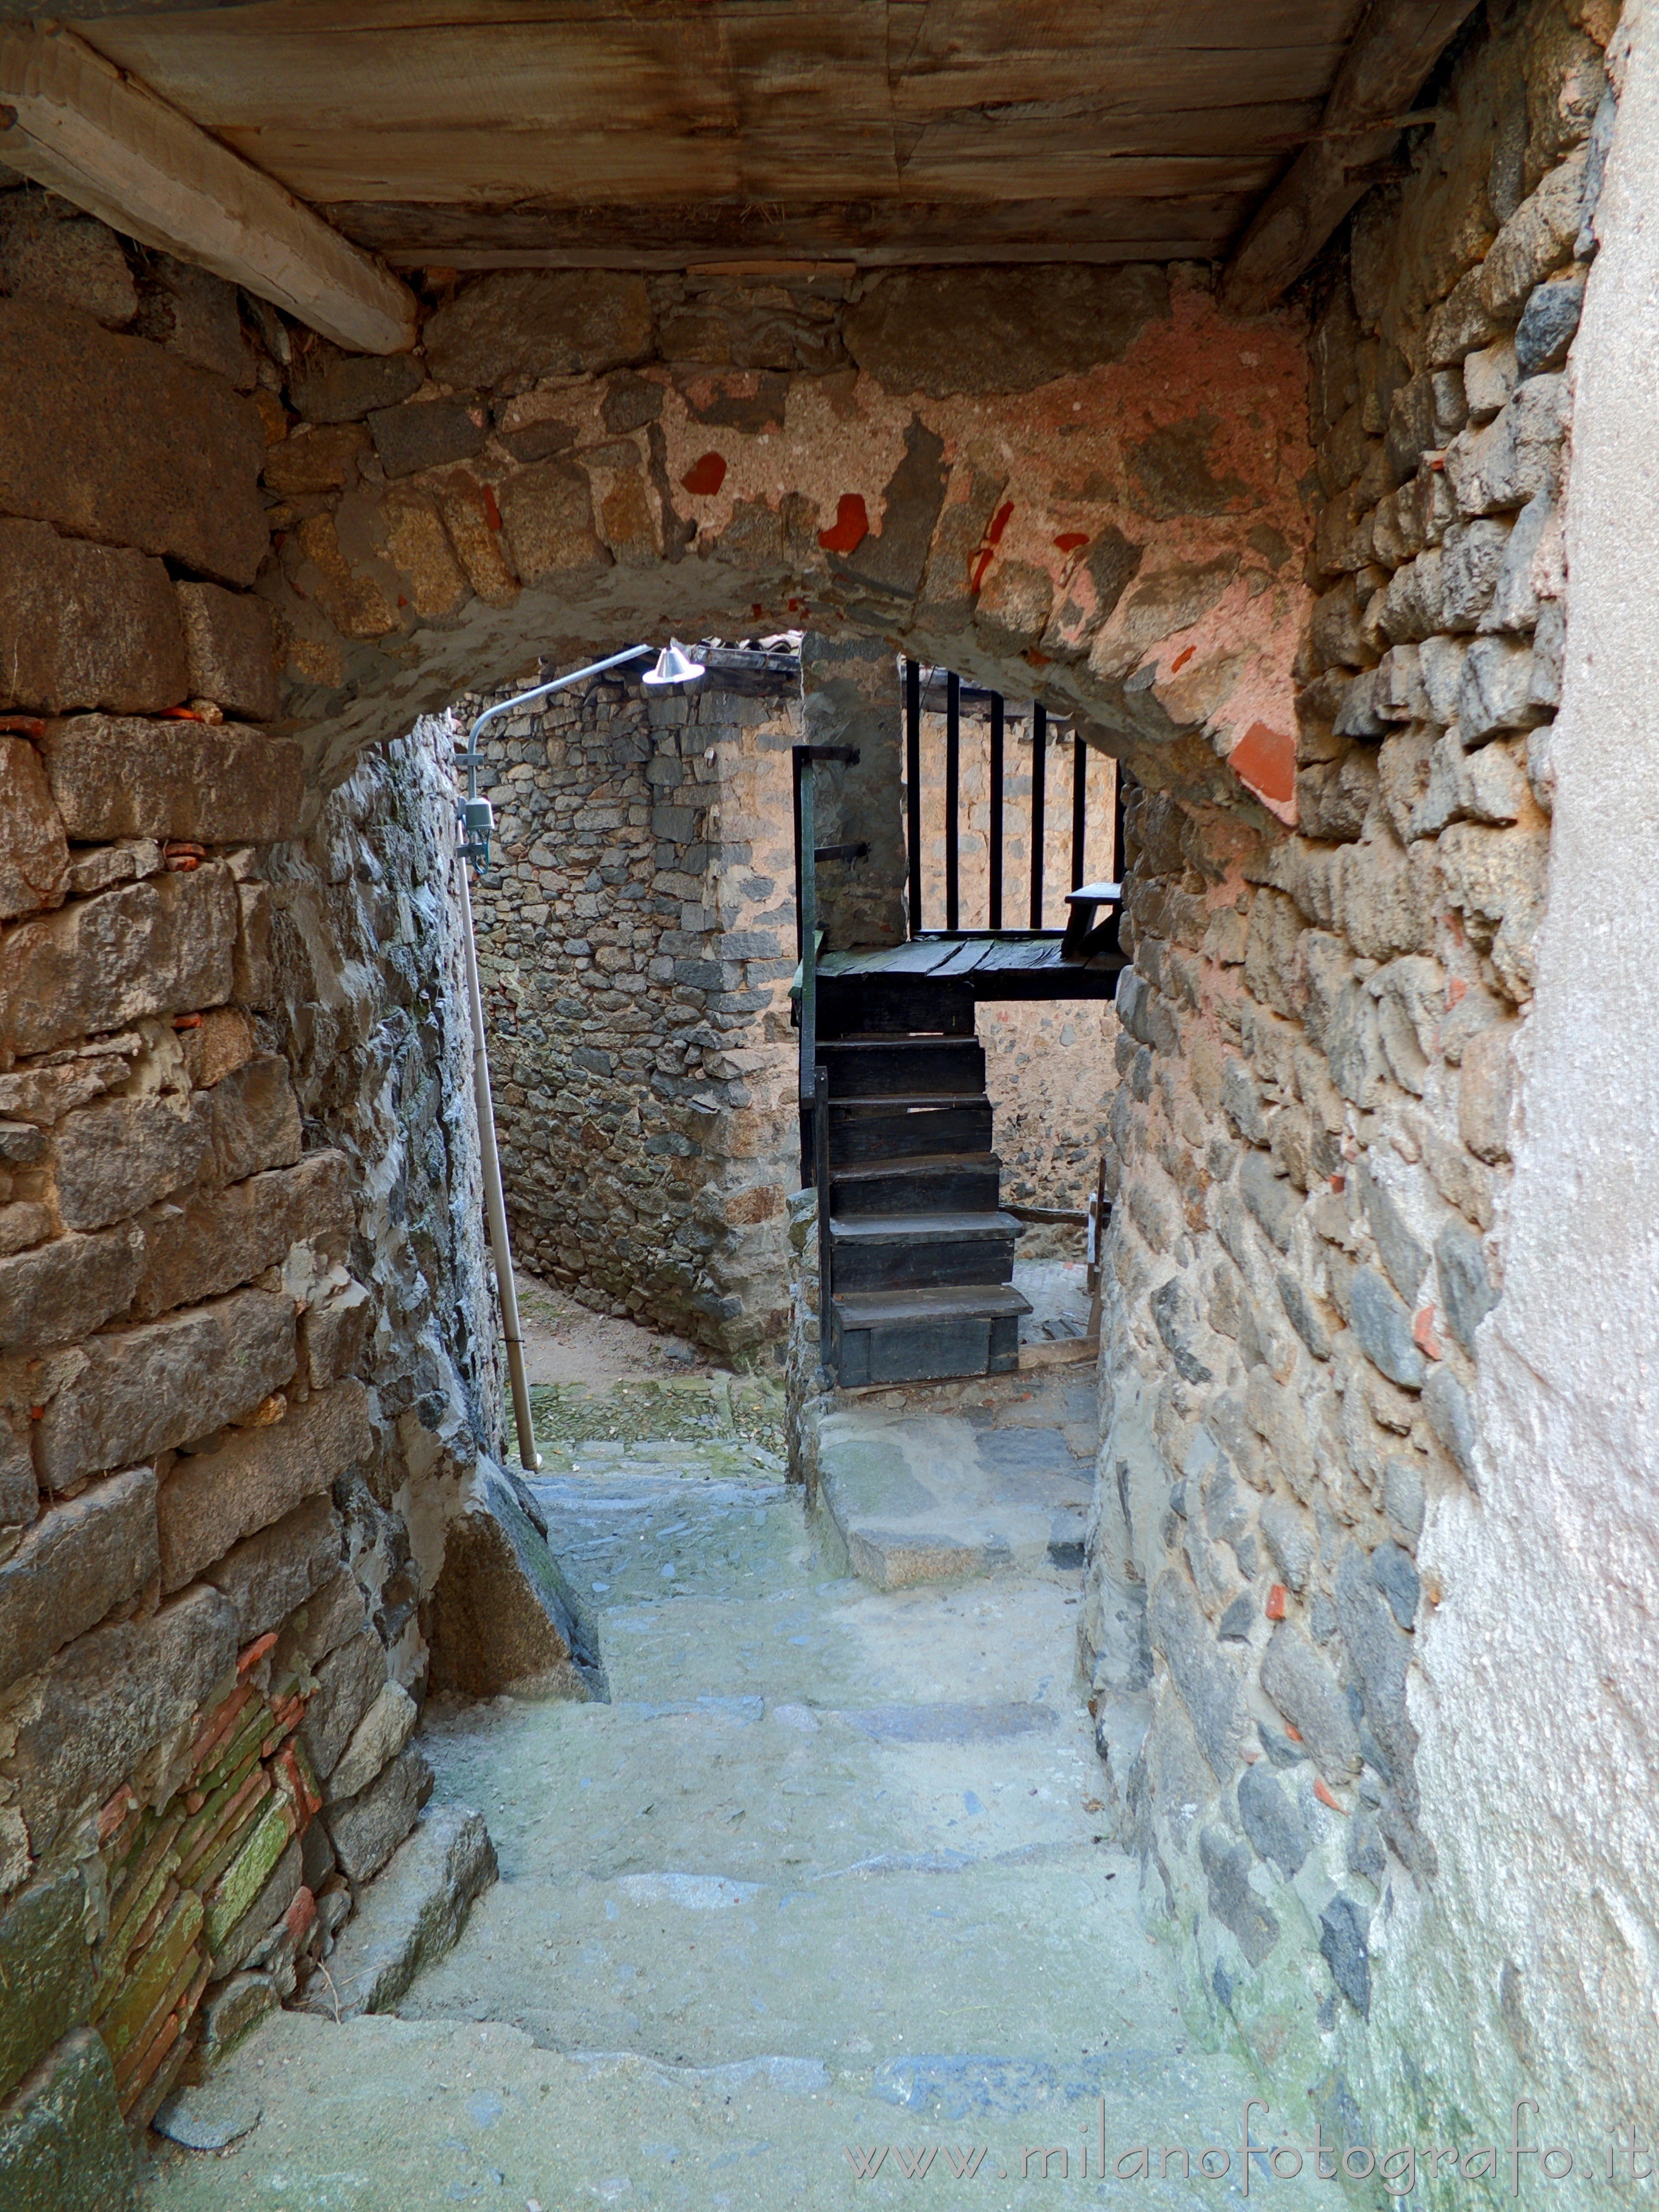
<box><xmin>1079</xmin><ymin>0</ymin><xmax>1617</xmax><ymax>2152</ymax></box>
<box><xmin>0</xmin><ymin>196</ymin><xmax>507</xmax><ymax>2199</ymax></box>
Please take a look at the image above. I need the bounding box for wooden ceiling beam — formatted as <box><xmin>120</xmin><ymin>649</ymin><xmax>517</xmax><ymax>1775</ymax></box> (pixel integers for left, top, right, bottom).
<box><xmin>1219</xmin><ymin>0</ymin><xmax>1480</xmax><ymax>313</ymax></box>
<box><xmin>0</xmin><ymin>22</ymin><xmax>417</xmax><ymax>352</ymax></box>
<box><xmin>327</xmin><ymin>193</ymin><xmax>1250</xmax><ymax>269</ymax></box>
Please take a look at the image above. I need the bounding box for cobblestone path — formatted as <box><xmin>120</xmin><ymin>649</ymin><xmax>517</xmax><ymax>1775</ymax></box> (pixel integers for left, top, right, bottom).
<box><xmin>146</xmin><ymin>1384</ymin><xmax>1319</xmax><ymax>2212</ymax></box>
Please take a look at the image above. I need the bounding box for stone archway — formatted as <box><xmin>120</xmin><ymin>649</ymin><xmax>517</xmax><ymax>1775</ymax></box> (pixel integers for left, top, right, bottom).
<box><xmin>258</xmin><ymin>262</ymin><xmax>1312</xmax><ymax>826</ymax></box>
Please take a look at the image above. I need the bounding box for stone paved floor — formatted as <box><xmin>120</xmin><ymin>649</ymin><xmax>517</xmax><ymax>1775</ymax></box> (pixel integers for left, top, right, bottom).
<box><xmin>143</xmin><ymin>1384</ymin><xmax>1324</xmax><ymax>2212</ymax></box>
<box><xmin>813</xmin><ymin>1370</ymin><xmax>1099</xmax><ymax>1590</ymax></box>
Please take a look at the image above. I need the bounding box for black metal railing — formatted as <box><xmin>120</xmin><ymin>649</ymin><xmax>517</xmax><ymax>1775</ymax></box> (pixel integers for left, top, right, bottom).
<box><xmin>902</xmin><ymin>660</ymin><xmax>1122</xmax><ymax>937</ymax></box>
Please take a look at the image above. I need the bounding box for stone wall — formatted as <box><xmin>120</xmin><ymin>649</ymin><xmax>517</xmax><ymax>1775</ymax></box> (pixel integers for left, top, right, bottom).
<box><xmin>1079</xmin><ymin>0</ymin><xmax>1623</xmax><ymax>2161</ymax></box>
<box><xmin>0</xmin><ymin>137</ymin><xmax>1308</xmax><ymax>2204</ymax></box>
<box><xmin>468</xmin><ymin>662</ymin><xmax>799</xmax><ymax>1355</ymax></box>
<box><xmin>0</xmin><ymin>194</ymin><xmax>502</xmax><ymax>2194</ymax></box>
<box><xmin>1412</xmin><ymin>0</ymin><xmax>1658</xmax><ymax>2166</ymax></box>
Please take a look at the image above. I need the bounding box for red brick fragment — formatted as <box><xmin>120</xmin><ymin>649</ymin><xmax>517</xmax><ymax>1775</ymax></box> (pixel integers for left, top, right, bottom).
<box><xmin>275</xmin><ymin>1740</ymin><xmax>323</xmax><ymax>1825</ymax></box>
<box><xmin>98</xmin><ymin>1782</ymin><xmax>137</xmax><ymax>1844</ymax></box>
<box><xmin>237</xmin><ymin>1630</ymin><xmax>279</xmax><ymax>1678</ymax></box>
<box><xmin>968</xmin><ymin>498</ymin><xmax>1014</xmax><ymax>594</ymax></box>
<box><xmin>1266</xmin><ymin>1584</ymin><xmax>1287</xmax><ymax>1621</ymax></box>
<box><xmin>185</xmin><ymin>1683</ymin><xmax>253</xmax><ymax>1776</ymax></box>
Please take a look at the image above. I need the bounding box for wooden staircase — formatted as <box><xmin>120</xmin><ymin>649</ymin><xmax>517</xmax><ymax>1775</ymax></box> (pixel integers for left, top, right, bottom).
<box><xmin>815</xmin><ymin>972</ymin><xmax>1029</xmax><ymax>1387</ymax></box>
<box><xmin>790</xmin><ymin>680</ymin><xmax>1128</xmax><ymax>1393</ymax></box>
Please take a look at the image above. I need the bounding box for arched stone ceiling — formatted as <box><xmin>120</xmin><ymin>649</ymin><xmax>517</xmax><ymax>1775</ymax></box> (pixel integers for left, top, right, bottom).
<box><xmin>262</xmin><ymin>263</ymin><xmax>1312</xmax><ymax>826</ymax></box>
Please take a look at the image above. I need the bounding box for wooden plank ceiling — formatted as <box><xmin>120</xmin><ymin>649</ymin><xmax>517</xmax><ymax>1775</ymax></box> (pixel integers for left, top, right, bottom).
<box><xmin>69</xmin><ymin>0</ymin><xmax>1371</xmax><ymax>270</ymax></box>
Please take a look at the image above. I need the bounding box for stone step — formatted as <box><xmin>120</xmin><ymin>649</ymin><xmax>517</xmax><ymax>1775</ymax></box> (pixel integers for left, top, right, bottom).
<box><xmin>812</xmin><ymin>1386</ymin><xmax>1094</xmax><ymax>1590</ymax></box>
<box><xmin>815</xmin><ymin>969</ymin><xmax>978</xmax><ymax>1038</ymax></box>
<box><xmin>137</xmin><ymin>2006</ymin><xmax>1302</xmax><ymax>2212</ymax></box>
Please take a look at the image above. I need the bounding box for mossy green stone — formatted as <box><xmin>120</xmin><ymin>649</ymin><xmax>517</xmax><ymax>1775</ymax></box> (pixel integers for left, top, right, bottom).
<box><xmin>0</xmin><ymin>1873</ymin><xmax>92</xmax><ymax>2103</ymax></box>
<box><xmin>205</xmin><ymin>1797</ymin><xmax>293</xmax><ymax>1954</ymax></box>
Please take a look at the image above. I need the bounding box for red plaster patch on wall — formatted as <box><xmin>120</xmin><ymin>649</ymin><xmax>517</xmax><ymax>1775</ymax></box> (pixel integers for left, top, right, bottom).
<box><xmin>1228</xmin><ymin>720</ymin><xmax>1295</xmax><ymax>808</ymax></box>
<box><xmin>681</xmin><ymin>451</ymin><xmax>727</xmax><ymax>497</ymax></box>
<box><xmin>1053</xmin><ymin>531</ymin><xmax>1089</xmax><ymax>554</ymax></box>
<box><xmin>968</xmin><ymin>499</ymin><xmax>1015</xmax><ymax>594</ymax></box>
<box><xmin>1168</xmin><ymin>645</ymin><xmax>1196</xmax><ymax>674</ymax></box>
<box><xmin>818</xmin><ymin>493</ymin><xmax>869</xmax><ymax>554</ymax></box>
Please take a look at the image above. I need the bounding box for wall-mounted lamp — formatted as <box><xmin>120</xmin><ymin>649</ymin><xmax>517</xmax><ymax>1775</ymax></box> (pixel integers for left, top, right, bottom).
<box><xmin>642</xmin><ymin>639</ymin><xmax>706</xmax><ymax>688</ymax></box>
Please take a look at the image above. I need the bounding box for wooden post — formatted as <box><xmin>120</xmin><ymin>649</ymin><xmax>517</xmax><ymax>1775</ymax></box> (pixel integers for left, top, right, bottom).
<box><xmin>1220</xmin><ymin>0</ymin><xmax>1478</xmax><ymax>314</ymax></box>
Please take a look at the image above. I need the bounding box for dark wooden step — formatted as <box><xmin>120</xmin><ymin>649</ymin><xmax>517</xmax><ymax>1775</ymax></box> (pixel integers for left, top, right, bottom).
<box><xmin>817</xmin><ymin>1037</ymin><xmax>985</xmax><ymax>1099</ymax></box>
<box><xmin>827</xmin><ymin>1097</ymin><xmax>994</xmax><ymax>1165</ymax></box>
<box><xmin>832</xmin><ymin>1282</ymin><xmax>1031</xmax><ymax>1389</ymax></box>
<box><xmin>829</xmin><ymin>1210</ymin><xmax>1017</xmax><ymax>1292</ymax></box>
<box><xmin>831</xmin><ymin>1152</ymin><xmax>1003</xmax><ymax>1215</ymax></box>
<box><xmin>816</xmin><ymin>974</ymin><xmax>977</xmax><ymax>1039</ymax></box>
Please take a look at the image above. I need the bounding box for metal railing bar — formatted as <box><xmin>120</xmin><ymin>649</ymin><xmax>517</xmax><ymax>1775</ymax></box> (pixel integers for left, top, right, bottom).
<box><xmin>905</xmin><ymin>655</ymin><xmax>922</xmax><ymax>938</ymax></box>
<box><xmin>988</xmin><ymin>691</ymin><xmax>1004</xmax><ymax>930</ymax></box>
<box><xmin>945</xmin><ymin>669</ymin><xmax>961</xmax><ymax>932</ymax></box>
<box><xmin>1029</xmin><ymin>701</ymin><xmax>1047</xmax><ymax>928</ymax></box>
<box><xmin>797</xmin><ymin>755</ymin><xmax>817</xmax><ymax>1132</ymax></box>
<box><xmin>1071</xmin><ymin>735</ymin><xmax>1088</xmax><ymax>891</ymax></box>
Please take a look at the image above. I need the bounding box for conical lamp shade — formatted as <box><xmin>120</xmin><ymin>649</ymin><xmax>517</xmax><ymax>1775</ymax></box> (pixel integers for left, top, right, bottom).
<box><xmin>642</xmin><ymin>639</ymin><xmax>706</xmax><ymax>687</ymax></box>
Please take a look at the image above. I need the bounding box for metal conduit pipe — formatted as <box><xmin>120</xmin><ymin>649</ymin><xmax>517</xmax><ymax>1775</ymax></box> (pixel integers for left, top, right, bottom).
<box><xmin>452</xmin><ymin>641</ymin><xmax>705</xmax><ymax>1470</ymax></box>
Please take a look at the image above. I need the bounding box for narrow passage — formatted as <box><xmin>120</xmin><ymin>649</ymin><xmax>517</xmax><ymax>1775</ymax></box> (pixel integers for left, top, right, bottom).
<box><xmin>148</xmin><ymin>1377</ymin><xmax>1323</xmax><ymax>2211</ymax></box>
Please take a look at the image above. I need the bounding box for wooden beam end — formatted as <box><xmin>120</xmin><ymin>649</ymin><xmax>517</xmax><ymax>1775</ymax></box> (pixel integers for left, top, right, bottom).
<box><xmin>0</xmin><ymin>23</ymin><xmax>419</xmax><ymax>357</ymax></box>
